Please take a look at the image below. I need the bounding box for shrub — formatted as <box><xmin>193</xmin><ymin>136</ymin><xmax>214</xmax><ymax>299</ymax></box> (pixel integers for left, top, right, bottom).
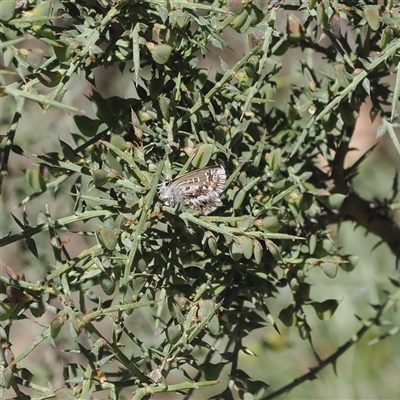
<box><xmin>1</xmin><ymin>1</ymin><xmax>400</xmax><ymax>399</ymax></box>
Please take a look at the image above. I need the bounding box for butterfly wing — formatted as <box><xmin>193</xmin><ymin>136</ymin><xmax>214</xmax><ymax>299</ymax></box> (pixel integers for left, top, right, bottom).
<box><xmin>160</xmin><ymin>166</ymin><xmax>226</xmax><ymax>215</ymax></box>
<box><xmin>176</xmin><ymin>166</ymin><xmax>226</xmax><ymax>214</ymax></box>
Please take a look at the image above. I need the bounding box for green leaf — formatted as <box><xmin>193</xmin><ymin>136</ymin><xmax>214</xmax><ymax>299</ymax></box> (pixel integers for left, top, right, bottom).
<box><xmin>166</xmin><ymin>325</ymin><xmax>181</xmax><ymax>344</ymax></box>
<box><xmin>279</xmin><ymin>305</ymin><xmax>294</xmax><ymax>327</ymax></box>
<box><xmin>322</xmin><ymin>261</ymin><xmax>338</xmax><ymax>278</ymax></box>
<box><xmin>364</xmin><ymin>6</ymin><xmax>381</xmax><ymax>31</ymax></box>
<box><xmin>318</xmin><ymin>193</ymin><xmax>346</xmax><ymax>210</ymax></box>
<box><xmin>310</xmin><ymin>299</ymin><xmax>339</xmax><ymax>320</ymax></box>
<box><xmin>0</xmin><ymin>303</ymin><xmax>13</xmax><ymax>321</ymax></box>
<box><xmin>50</xmin><ymin>315</ymin><xmax>65</xmax><ymax>339</ymax></box>
<box><xmin>200</xmin><ymin>300</ymin><xmax>216</xmax><ymax>319</ymax></box>
<box><xmin>32</xmin><ymin>0</ymin><xmax>52</xmax><ymax>30</ymax></box>
<box><xmin>59</xmin><ymin>139</ymin><xmax>82</xmax><ymax>162</ymax></box>
<box><xmin>0</xmin><ymin>0</ymin><xmax>16</xmax><ymax>22</ymax></box>
<box><xmin>25</xmin><ymin>169</ymin><xmax>46</xmax><ymax>191</ymax></box>
<box><xmin>253</xmin><ymin>240</ymin><xmax>263</xmax><ymax>264</ymax></box>
<box><xmin>100</xmin><ymin>277</ymin><xmax>116</xmax><ymax>295</ymax></box>
<box><xmin>110</xmin><ymin>134</ymin><xmax>127</xmax><ymax>151</ymax></box>
<box><xmin>199</xmin><ymin>361</ymin><xmax>226</xmax><ymax>381</ymax></box>
<box><xmin>53</xmin><ymin>40</ymin><xmax>72</xmax><ymax>62</ymax></box>
<box><xmin>159</xmin><ymin>95</ymin><xmax>170</xmax><ymax>121</ymax></box>
<box><xmin>341</xmin><ymin>255</ymin><xmax>358</xmax><ymax>272</ymax></box>
<box><xmin>261</xmin><ymin>216</ymin><xmax>281</xmax><ymax>232</ymax></box>
<box><xmin>74</xmin><ymin>115</ymin><xmax>102</xmax><ymax>137</ymax></box>
<box><xmin>233</xmin><ymin>188</ymin><xmax>247</xmax><ymax>210</ymax></box>
<box><xmin>241</xmin><ymin>236</ymin><xmax>254</xmax><ymax>260</ymax></box>
<box><xmin>98</xmin><ymin>227</ymin><xmax>118</xmax><ymax>251</ymax></box>
<box><xmin>230</xmin><ymin>239</ymin><xmax>242</xmax><ymax>261</ymax></box>
<box><xmin>230</xmin><ymin>8</ymin><xmax>250</xmax><ymax>33</ymax></box>
<box><xmin>192</xmin><ymin>144</ymin><xmax>215</xmax><ymax>168</ymax></box>
<box><xmin>207</xmin><ymin>315</ymin><xmax>220</xmax><ymax>335</ymax></box>
<box><xmin>92</xmin><ymin>169</ymin><xmax>109</xmax><ymax>187</ymax></box>
<box><xmin>147</xmin><ymin>43</ymin><xmax>173</xmax><ymax>64</ymax></box>
<box><xmin>37</xmin><ymin>70</ymin><xmax>64</xmax><ymax>87</ymax></box>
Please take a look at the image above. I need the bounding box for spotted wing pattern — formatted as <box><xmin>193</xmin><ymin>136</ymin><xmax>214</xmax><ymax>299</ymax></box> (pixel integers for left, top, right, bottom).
<box><xmin>158</xmin><ymin>166</ymin><xmax>226</xmax><ymax>215</ymax></box>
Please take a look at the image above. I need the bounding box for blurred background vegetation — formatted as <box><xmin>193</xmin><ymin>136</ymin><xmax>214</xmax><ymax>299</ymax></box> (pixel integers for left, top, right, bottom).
<box><xmin>1</xmin><ymin>0</ymin><xmax>400</xmax><ymax>399</ymax></box>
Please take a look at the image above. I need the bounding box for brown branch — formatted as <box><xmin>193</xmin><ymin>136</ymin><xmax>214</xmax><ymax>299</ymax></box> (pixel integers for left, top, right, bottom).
<box><xmin>329</xmin><ymin>134</ymin><xmax>400</xmax><ymax>260</ymax></box>
<box><xmin>261</xmin><ymin>290</ymin><xmax>399</xmax><ymax>400</ymax></box>
<box><xmin>340</xmin><ymin>191</ymin><xmax>400</xmax><ymax>260</ymax></box>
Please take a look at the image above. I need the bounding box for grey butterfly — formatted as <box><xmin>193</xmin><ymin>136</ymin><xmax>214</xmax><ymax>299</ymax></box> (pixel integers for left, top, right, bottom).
<box><xmin>158</xmin><ymin>165</ymin><xmax>226</xmax><ymax>215</ymax></box>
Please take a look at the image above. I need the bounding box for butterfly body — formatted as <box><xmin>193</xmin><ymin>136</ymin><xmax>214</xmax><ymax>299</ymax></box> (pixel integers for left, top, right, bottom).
<box><xmin>158</xmin><ymin>165</ymin><xmax>226</xmax><ymax>215</ymax></box>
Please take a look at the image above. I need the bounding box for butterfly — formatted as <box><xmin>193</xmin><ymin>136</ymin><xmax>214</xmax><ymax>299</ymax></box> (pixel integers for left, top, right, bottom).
<box><xmin>158</xmin><ymin>165</ymin><xmax>226</xmax><ymax>215</ymax></box>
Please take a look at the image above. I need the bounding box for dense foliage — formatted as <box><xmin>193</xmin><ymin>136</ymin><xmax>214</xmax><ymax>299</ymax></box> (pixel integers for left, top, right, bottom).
<box><xmin>1</xmin><ymin>0</ymin><xmax>400</xmax><ymax>399</ymax></box>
